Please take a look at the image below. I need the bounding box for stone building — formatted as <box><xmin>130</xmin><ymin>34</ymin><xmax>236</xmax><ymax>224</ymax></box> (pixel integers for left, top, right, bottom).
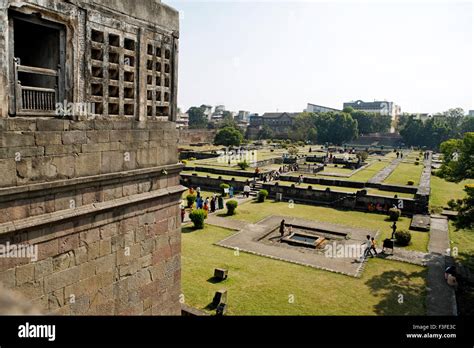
<box><xmin>247</xmin><ymin>112</ymin><xmax>300</xmax><ymax>139</ymax></box>
<box><xmin>0</xmin><ymin>0</ymin><xmax>184</xmax><ymax>315</ymax></box>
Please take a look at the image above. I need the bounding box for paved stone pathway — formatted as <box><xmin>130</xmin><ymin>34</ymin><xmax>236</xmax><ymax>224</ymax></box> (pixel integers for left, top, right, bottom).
<box><xmin>425</xmin><ymin>215</ymin><xmax>457</xmax><ymax>315</ymax></box>
<box><xmin>367</xmin><ymin>157</ymin><xmax>403</xmax><ymax>184</ymax></box>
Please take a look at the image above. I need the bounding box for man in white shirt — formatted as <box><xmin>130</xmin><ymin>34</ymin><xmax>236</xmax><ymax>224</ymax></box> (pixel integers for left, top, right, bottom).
<box><xmin>243</xmin><ymin>185</ymin><xmax>251</xmax><ymax>198</ymax></box>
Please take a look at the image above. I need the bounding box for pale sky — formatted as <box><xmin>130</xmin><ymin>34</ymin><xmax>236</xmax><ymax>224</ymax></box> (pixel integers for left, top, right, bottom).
<box><xmin>167</xmin><ymin>0</ymin><xmax>473</xmax><ymax>115</ymax></box>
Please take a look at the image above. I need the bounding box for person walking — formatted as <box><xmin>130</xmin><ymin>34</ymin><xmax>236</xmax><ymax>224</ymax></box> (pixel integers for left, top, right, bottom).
<box><xmin>279</xmin><ymin>219</ymin><xmax>286</xmax><ymax>240</ymax></box>
<box><xmin>229</xmin><ymin>186</ymin><xmax>234</xmax><ymax>198</ymax></box>
<box><xmin>203</xmin><ymin>197</ymin><xmax>210</xmax><ymax>212</ymax></box>
<box><xmin>243</xmin><ymin>184</ymin><xmax>251</xmax><ymax>198</ymax></box>
<box><xmin>196</xmin><ymin>196</ymin><xmax>203</xmax><ymax>209</ymax></box>
<box><xmin>210</xmin><ymin>197</ymin><xmax>216</xmax><ymax>213</ymax></box>
<box><xmin>181</xmin><ymin>206</ymin><xmax>186</xmax><ymax>222</ymax></box>
<box><xmin>370</xmin><ymin>237</ymin><xmax>378</xmax><ymax>256</ymax></box>
<box><xmin>391</xmin><ymin>221</ymin><xmax>397</xmax><ymax>239</ymax></box>
<box><xmin>360</xmin><ymin>235</ymin><xmax>373</xmax><ymax>260</ymax></box>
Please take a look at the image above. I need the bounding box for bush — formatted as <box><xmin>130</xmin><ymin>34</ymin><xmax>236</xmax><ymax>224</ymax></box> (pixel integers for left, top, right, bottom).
<box><xmin>447</xmin><ymin>199</ymin><xmax>458</xmax><ymax>210</ymax></box>
<box><xmin>220</xmin><ymin>183</ymin><xmax>230</xmax><ymax>197</ymax></box>
<box><xmin>414</xmin><ymin>161</ymin><xmax>419</xmax><ymax>165</ymax></box>
<box><xmin>389</xmin><ymin>207</ymin><xmax>401</xmax><ymax>221</ymax></box>
<box><xmin>237</xmin><ymin>160</ymin><xmax>250</xmax><ymax>170</ymax></box>
<box><xmin>407</xmin><ymin>180</ymin><xmax>414</xmax><ymax>185</ymax></box>
<box><xmin>226</xmin><ymin>200</ymin><xmax>238</xmax><ymax>215</ymax></box>
<box><xmin>186</xmin><ymin>194</ymin><xmax>196</xmax><ymax>208</ymax></box>
<box><xmin>394</xmin><ymin>230</ymin><xmax>412</xmax><ymax>246</ymax></box>
<box><xmin>189</xmin><ymin>209</ymin><xmax>207</xmax><ymax>229</ymax></box>
<box><xmin>189</xmin><ymin>157</ymin><xmax>197</xmax><ymax>161</ymax></box>
<box><xmin>257</xmin><ymin>189</ymin><xmax>269</xmax><ymax>202</ymax></box>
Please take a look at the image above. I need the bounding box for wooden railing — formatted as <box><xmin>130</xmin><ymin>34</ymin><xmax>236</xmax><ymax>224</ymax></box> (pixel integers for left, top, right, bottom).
<box><xmin>14</xmin><ymin>58</ymin><xmax>59</xmax><ymax>115</ymax></box>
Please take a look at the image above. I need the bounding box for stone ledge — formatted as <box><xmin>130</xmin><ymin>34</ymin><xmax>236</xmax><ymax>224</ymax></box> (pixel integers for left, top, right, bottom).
<box><xmin>0</xmin><ymin>184</ymin><xmax>186</xmax><ymax>236</ymax></box>
<box><xmin>0</xmin><ymin>163</ymin><xmax>183</xmax><ymax>202</ymax></box>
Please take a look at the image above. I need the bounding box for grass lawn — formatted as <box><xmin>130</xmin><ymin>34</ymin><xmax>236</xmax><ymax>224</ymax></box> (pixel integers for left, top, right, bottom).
<box><xmin>449</xmin><ymin>221</ymin><xmax>474</xmax><ymax>270</ymax></box>
<box><xmin>384</xmin><ymin>162</ymin><xmax>423</xmax><ymax>186</ymax></box>
<box><xmin>182</xmin><ymin>224</ymin><xmax>427</xmax><ymax>315</ymax></box>
<box><xmin>229</xmin><ymin>200</ymin><xmax>428</xmax><ymax>252</ymax></box>
<box><xmin>430</xmin><ymin>176</ymin><xmax>474</xmax><ymax>210</ymax></box>
<box><xmin>339</xmin><ymin>160</ymin><xmax>390</xmax><ymax>182</ymax></box>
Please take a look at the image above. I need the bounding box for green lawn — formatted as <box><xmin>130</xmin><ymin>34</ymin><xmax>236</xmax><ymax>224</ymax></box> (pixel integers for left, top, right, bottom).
<box><xmin>182</xmin><ymin>224</ymin><xmax>427</xmax><ymax>315</ymax></box>
<box><xmin>449</xmin><ymin>221</ymin><xmax>474</xmax><ymax>270</ymax></box>
<box><xmin>430</xmin><ymin>176</ymin><xmax>474</xmax><ymax>209</ymax></box>
<box><xmin>384</xmin><ymin>162</ymin><xmax>423</xmax><ymax>186</ymax></box>
<box><xmin>229</xmin><ymin>200</ymin><xmax>428</xmax><ymax>252</ymax></box>
<box><xmin>349</xmin><ymin>161</ymin><xmax>390</xmax><ymax>182</ymax></box>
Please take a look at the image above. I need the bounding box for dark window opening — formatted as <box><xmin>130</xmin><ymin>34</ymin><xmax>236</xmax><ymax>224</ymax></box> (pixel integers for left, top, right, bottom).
<box><xmin>10</xmin><ymin>12</ymin><xmax>66</xmax><ymax>114</ymax></box>
<box><xmin>165</xmin><ymin>49</ymin><xmax>171</xmax><ymax>59</ymax></box>
<box><xmin>109</xmin><ymin>33</ymin><xmax>120</xmax><ymax>47</ymax></box>
<box><xmin>124</xmin><ymin>71</ymin><xmax>134</xmax><ymax>83</ymax></box>
<box><xmin>124</xmin><ymin>38</ymin><xmax>135</xmax><ymax>51</ymax></box>
<box><xmin>91</xmin><ymin>30</ymin><xmax>104</xmax><ymax>43</ymax></box>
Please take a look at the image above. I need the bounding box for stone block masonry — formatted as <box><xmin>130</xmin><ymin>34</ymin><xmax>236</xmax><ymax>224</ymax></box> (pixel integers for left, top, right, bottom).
<box><xmin>0</xmin><ymin>0</ymin><xmax>184</xmax><ymax>315</ymax></box>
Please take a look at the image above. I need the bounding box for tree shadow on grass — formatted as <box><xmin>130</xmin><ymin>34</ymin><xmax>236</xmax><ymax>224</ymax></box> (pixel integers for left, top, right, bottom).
<box><xmin>182</xmin><ymin>226</ymin><xmax>202</xmax><ymax>233</ymax></box>
<box><xmin>364</xmin><ymin>268</ymin><xmax>428</xmax><ymax>315</ymax></box>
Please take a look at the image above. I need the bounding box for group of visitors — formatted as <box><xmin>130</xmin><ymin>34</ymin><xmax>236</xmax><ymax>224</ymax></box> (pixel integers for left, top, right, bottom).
<box><xmin>361</xmin><ymin>235</ymin><xmax>378</xmax><ymax>260</ymax></box>
<box><xmin>180</xmin><ymin>187</ymin><xmax>225</xmax><ymax>222</ymax></box>
<box><xmin>279</xmin><ymin>163</ymin><xmax>299</xmax><ymax>173</ymax></box>
<box><xmin>396</xmin><ymin>151</ymin><xmax>404</xmax><ymax>159</ymax></box>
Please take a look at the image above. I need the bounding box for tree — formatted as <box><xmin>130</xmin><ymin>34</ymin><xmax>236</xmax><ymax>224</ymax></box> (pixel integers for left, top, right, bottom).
<box><xmin>290</xmin><ymin>112</ymin><xmax>318</xmax><ymax>143</ymax></box>
<box><xmin>438</xmin><ymin>132</ymin><xmax>474</xmax><ymax>182</ymax></box>
<box><xmin>452</xmin><ymin>184</ymin><xmax>474</xmax><ymax>229</ymax></box>
<box><xmin>461</xmin><ymin>117</ymin><xmax>474</xmax><ymax>134</ymax></box>
<box><xmin>257</xmin><ymin>125</ymin><xmax>274</xmax><ymax>140</ymax></box>
<box><xmin>214</xmin><ymin>126</ymin><xmax>243</xmax><ymax>147</ymax></box>
<box><xmin>187</xmin><ymin>106</ymin><xmax>208</xmax><ymax>129</ymax></box>
<box><xmin>313</xmin><ymin>112</ymin><xmax>358</xmax><ymax>145</ymax></box>
<box><xmin>219</xmin><ymin>111</ymin><xmax>238</xmax><ymax>129</ymax></box>
<box><xmin>288</xmin><ymin>146</ymin><xmax>299</xmax><ymax>156</ymax></box>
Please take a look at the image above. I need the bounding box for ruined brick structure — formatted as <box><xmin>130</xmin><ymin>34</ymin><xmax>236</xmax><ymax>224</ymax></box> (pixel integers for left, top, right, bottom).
<box><xmin>0</xmin><ymin>0</ymin><xmax>184</xmax><ymax>315</ymax></box>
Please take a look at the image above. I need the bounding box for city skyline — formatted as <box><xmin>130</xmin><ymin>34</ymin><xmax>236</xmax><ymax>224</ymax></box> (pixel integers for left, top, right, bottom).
<box><xmin>168</xmin><ymin>0</ymin><xmax>473</xmax><ymax>115</ymax></box>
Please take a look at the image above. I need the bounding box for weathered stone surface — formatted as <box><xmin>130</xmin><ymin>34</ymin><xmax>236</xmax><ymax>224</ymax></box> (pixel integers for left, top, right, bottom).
<box><xmin>0</xmin><ymin>0</ymin><xmax>182</xmax><ymax>316</ymax></box>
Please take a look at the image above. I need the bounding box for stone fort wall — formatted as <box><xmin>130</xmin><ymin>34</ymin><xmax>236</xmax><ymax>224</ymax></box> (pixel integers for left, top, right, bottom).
<box><xmin>0</xmin><ymin>0</ymin><xmax>184</xmax><ymax>315</ymax></box>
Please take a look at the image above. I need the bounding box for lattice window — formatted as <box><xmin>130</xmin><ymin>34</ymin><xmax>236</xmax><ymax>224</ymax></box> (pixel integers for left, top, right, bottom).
<box><xmin>146</xmin><ymin>37</ymin><xmax>172</xmax><ymax>118</ymax></box>
<box><xmin>89</xmin><ymin>26</ymin><xmax>137</xmax><ymax>117</ymax></box>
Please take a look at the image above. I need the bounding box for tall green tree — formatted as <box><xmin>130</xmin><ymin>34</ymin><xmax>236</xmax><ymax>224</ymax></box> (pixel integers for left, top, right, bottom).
<box><xmin>187</xmin><ymin>106</ymin><xmax>208</xmax><ymax>129</ymax></box>
<box><xmin>290</xmin><ymin>112</ymin><xmax>318</xmax><ymax>143</ymax></box>
<box><xmin>438</xmin><ymin>132</ymin><xmax>474</xmax><ymax>182</ymax></box>
<box><xmin>313</xmin><ymin>112</ymin><xmax>358</xmax><ymax>145</ymax></box>
<box><xmin>214</xmin><ymin>126</ymin><xmax>243</xmax><ymax>147</ymax></box>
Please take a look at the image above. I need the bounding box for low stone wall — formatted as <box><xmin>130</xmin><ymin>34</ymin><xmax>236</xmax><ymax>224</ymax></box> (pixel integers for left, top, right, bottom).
<box><xmin>262</xmin><ymin>183</ymin><xmax>421</xmax><ymax>215</ymax></box>
<box><xmin>185</xmin><ymin>166</ymin><xmax>272</xmax><ymax>178</ymax></box>
<box><xmin>279</xmin><ymin>175</ymin><xmax>366</xmax><ymax>189</ymax></box>
<box><xmin>180</xmin><ymin>174</ymin><xmax>248</xmax><ymax>192</ymax></box>
<box><xmin>179</xmin><ymin>151</ymin><xmax>220</xmax><ymax>160</ymax></box>
<box><xmin>178</xmin><ymin>129</ymin><xmax>216</xmax><ymax>145</ymax></box>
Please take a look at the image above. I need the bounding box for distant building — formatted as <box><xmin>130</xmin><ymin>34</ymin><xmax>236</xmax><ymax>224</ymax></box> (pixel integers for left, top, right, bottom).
<box><xmin>469</xmin><ymin>110</ymin><xmax>474</xmax><ymax>116</ymax></box>
<box><xmin>343</xmin><ymin>100</ymin><xmax>401</xmax><ymax>118</ymax></box>
<box><xmin>176</xmin><ymin>112</ymin><xmax>189</xmax><ymax>129</ymax></box>
<box><xmin>237</xmin><ymin>110</ymin><xmax>250</xmax><ymax>122</ymax></box>
<box><xmin>305</xmin><ymin>103</ymin><xmax>340</xmax><ymax>113</ymax></box>
<box><xmin>199</xmin><ymin>105</ymin><xmax>213</xmax><ymax>121</ymax></box>
<box><xmin>247</xmin><ymin>112</ymin><xmax>300</xmax><ymax>139</ymax></box>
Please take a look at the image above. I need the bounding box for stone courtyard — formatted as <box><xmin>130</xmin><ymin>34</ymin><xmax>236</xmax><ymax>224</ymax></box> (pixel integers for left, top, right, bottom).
<box><xmin>212</xmin><ymin>215</ymin><xmax>378</xmax><ymax>277</ymax></box>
